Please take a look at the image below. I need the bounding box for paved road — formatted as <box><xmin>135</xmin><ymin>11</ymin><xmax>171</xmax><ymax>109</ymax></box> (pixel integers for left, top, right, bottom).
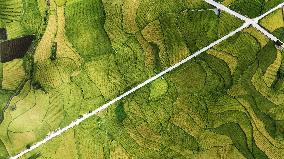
<box><xmin>205</xmin><ymin>0</ymin><xmax>284</xmax><ymax>47</ymax></box>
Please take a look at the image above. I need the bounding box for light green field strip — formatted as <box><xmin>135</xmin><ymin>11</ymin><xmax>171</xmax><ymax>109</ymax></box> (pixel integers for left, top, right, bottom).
<box><xmin>260</xmin><ymin>9</ymin><xmax>284</xmax><ymax>32</ymax></box>
<box><xmin>263</xmin><ymin>50</ymin><xmax>282</xmax><ymax>87</ymax></box>
<box><xmin>207</xmin><ymin>49</ymin><xmax>237</xmax><ymax>74</ymax></box>
<box><xmin>5</xmin><ymin>22</ymin><xmax>27</xmax><ymax>40</ymax></box>
<box><xmin>33</xmin><ymin>9</ymin><xmax>57</xmax><ymax>62</ymax></box>
<box><xmin>1</xmin><ymin>59</ymin><xmax>26</xmax><ymax>90</ymax></box>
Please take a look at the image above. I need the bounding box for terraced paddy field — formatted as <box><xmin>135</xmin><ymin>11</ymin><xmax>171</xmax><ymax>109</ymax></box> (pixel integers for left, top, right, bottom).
<box><xmin>0</xmin><ymin>0</ymin><xmax>284</xmax><ymax>159</ymax></box>
<box><xmin>20</xmin><ymin>27</ymin><xmax>284</xmax><ymax>159</ymax></box>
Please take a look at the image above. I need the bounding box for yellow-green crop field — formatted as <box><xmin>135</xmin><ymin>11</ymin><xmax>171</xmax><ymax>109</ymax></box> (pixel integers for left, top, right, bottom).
<box><xmin>0</xmin><ymin>0</ymin><xmax>284</xmax><ymax>159</ymax></box>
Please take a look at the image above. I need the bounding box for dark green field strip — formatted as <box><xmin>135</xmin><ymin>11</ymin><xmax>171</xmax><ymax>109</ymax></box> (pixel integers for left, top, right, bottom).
<box><xmin>20</xmin><ymin>28</ymin><xmax>284</xmax><ymax>159</ymax></box>
<box><xmin>220</xmin><ymin>0</ymin><xmax>284</xmax><ymax>18</ymax></box>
